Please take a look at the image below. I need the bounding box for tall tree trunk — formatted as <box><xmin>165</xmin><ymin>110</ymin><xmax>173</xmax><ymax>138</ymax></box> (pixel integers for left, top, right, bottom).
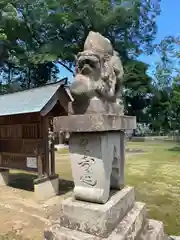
<box><xmin>27</xmin><ymin>66</ymin><xmax>31</xmax><ymax>88</ymax></box>
<box><xmin>8</xmin><ymin>66</ymin><xmax>11</xmax><ymax>84</ymax></box>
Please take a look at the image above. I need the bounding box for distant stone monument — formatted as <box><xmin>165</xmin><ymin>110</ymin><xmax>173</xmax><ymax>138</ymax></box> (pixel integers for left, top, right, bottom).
<box><xmin>45</xmin><ymin>32</ymin><xmax>168</xmax><ymax>239</ymax></box>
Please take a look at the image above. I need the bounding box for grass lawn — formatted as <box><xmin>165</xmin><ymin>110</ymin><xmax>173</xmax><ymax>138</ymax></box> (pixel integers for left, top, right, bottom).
<box><xmin>125</xmin><ymin>141</ymin><xmax>180</xmax><ymax>236</ymax></box>
<box><xmin>55</xmin><ymin>141</ymin><xmax>180</xmax><ymax>236</ymax></box>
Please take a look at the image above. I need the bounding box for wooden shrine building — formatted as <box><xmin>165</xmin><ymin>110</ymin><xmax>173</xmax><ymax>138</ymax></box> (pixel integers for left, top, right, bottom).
<box><xmin>0</xmin><ymin>79</ymin><xmax>73</xmax><ymax>199</ymax></box>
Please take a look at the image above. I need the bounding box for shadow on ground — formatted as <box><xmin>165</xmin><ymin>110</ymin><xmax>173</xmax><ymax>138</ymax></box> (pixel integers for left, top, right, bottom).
<box><xmin>9</xmin><ymin>172</ymin><xmax>36</xmax><ymax>191</ymax></box>
<box><xmin>9</xmin><ymin>173</ymin><xmax>74</xmax><ymax>196</ymax></box>
<box><xmin>168</xmin><ymin>146</ymin><xmax>180</xmax><ymax>152</ymax></box>
<box><xmin>59</xmin><ymin>178</ymin><xmax>74</xmax><ymax>195</ymax></box>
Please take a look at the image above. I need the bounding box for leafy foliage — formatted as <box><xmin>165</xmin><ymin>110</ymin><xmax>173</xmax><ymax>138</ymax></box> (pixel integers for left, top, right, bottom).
<box><xmin>0</xmin><ymin>0</ymin><xmax>160</xmax><ymax>90</ymax></box>
<box><xmin>0</xmin><ymin>0</ymin><xmax>167</xmax><ymax>130</ymax></box>
<box><xmin>123</xmin><ymin>60</ymin><xmax>152</xmax><ymax>122</ymax></box>
<box><xmin>148</xmin><ymin>36</ymin><xmax>180</xmax><ymax>133</ymax></box>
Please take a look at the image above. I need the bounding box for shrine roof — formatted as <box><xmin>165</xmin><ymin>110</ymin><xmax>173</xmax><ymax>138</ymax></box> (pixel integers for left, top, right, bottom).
<box><xmin>0</xmin><ymin>79</ymin><xmax>73</xmax><ymax>117</ymax></box>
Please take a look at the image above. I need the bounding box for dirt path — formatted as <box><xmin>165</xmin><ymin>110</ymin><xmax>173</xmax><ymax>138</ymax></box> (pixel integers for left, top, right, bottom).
<box><xmin>0</xmin><ymin>183</ymin><xmax>72</xmax><ymax>240</ymax></box>
<box><xmin>0</xmin><ymin>153</ymin><xmax>73</xmax><ymax>240</ymax></box>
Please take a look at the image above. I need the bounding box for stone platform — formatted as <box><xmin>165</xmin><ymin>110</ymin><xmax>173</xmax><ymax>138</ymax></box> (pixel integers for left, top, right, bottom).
<box><xmin>44</xmin><ymin>186</ymin><xmax>167</xmax><ymax>240</ymax></box>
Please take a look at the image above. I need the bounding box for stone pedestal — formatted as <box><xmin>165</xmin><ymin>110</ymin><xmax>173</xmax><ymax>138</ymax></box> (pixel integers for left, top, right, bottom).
<box><xmin>59</xmin><ymin>187</ymin><xmax>135</xmax><ymax>238</ymax></box>
<box><xmin>0</xmin><ymin>169</ymin><xmax>9</xmax><ymax>186</ymax></box>
<box><xmin>34</xmin><ymin>175</ymin><xmax>59</xmax><ymax>201</ymax></box>
<box><xmin>49</xmin><ymin>106</ymin><xmax>167</xmax><ymax>239</ymax></box>
<box><xmin>55</xmin><ymin>113</ymin><xmax>136</xmax><ymax>204</ymax></box>
<box><xmin>44</xmin><ymin>186</ymin><xmax>166</xmax><ymax>240</ymax></box>
<box><xmin>69</xmin><ymin>131</ymin><xmax>125</xmax><ymax>204</ymax></box>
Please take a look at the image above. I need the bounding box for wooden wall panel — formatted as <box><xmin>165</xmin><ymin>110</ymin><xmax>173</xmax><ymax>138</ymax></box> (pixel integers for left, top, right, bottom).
<box><xmin>0</xmin><ymin>113</ymin><xmax>51</xmax><ymax>176</ymax></box>
<box><xmin>0</xmin><ymin>125</ymin><xmax>22</xmax><ymax>138</ymax></box>
<box><xmin>0</xmin><ymin>113</ymin><xmax>41</xmax><ymax>125</ymax></box>
<box><xmin>0</xmin><ymin>123</ymin><xmax>41</xmax><ymax>139</ymax></box>
<box><xmin>0</xmin><ymin>153</ymin><xmax>38</xmax><ymax>172</ymax></box>
<box><xmin>0</xmin><ymin>139</ymin><xmax>41</xmax><ymax>154</ymax></box>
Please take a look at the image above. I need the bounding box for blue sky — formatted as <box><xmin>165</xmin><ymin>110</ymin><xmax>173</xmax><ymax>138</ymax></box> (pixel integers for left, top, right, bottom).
<box><xmin>139</xmin><ymin>0</ymin><xmax>180</xmax><ymax>75</ymax></box>
<box><xmin>59</xmin><ymin>0</ymin><xmax>180</xmax><ymax>81</ymax></box>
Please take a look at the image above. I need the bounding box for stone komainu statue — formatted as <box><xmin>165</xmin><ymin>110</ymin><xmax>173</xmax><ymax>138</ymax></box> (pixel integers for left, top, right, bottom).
<box><xmin>70</xmin><ymin>31</ymin><xmax>124</xmax><ymax>103</ymax></box>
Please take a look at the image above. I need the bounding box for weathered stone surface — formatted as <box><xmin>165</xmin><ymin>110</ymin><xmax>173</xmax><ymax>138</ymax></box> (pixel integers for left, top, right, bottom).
<box><xmin>109</xmin><ymin>202</ymin><xmax>147</xmax><ymax>240</ymax></box>
<box><xmin>44</xmin><ymin>201</ymin><xmax>146</xmax><ymax>240</ymax></box>
<box><xmin>70</xmin><ymin>31</ymin><xmax>124</xmax><ymax>104</ymax></box>
<box><xmin>139</xmin><ymin>219</ymin><xmax>165</xmax><ymax>240</ymax></box>
<box><xmin>59</xmin><ymin>187</ymin><xmax>135</xmax><ymax>238</ymax></box>
<box><xmin>68</xmin><ymin>132</ymin><xmax>125</xmax><ymax>203</ymax></box>
<box><xmin>0</xmin><ymin>169</ymin><xmax>9</xmax><ymax>186</ymax></box>
<box><xmin>54</xmin><ymin>114</ymin><xmax>136</xmax><ymax>133</ymax></box>
<box><xmin>44</xmin><ymin>224</ymin><xmax>100</xmax><ymax>240</ymax></box>
<box><xmin>34</xmin><ymin>177</ymin><xmax>59</xmax><ymax>201</ymax></box>
<box><xmin>110</xmin><ymin>131</ymin><xmax>125</xmax><ymax>190</ymax></box>
<box><xmin>68</xmin><ymin>97</ymin><xmax>123</xmax><ymax>115</ymax></box>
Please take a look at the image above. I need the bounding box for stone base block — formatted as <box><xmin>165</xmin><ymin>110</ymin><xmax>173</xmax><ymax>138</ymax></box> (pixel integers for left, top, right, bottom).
<box><xmin>44</xmin><ymin>201</ymin><xmax>146</xmax><ymax>240</ymax></box>
<box><xmin>139</xmin><ymin>219</ymin><xmax>165</xmax><ymax>240</ymax></box>
<box><xmin>0</xmin><ymin>169</ymin><xmax>9</xmax><ymax>186</ymax></box>
<box><xmin>110</xmin><ymin>202</ymin><xmax>146</xmax><ymax>240</ymax></box>
<box><xmin>34</xmin><ymin>176</ymin><xmax>59</xmax><ymax>201</ymax></box>
<box><xmin>59</xmin><ymin>186</ymin><xmax>135</xmax><ymax>238</ymax></box>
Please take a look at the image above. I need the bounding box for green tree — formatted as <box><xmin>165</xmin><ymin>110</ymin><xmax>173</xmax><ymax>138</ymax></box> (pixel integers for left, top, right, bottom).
<box><xmin>149</xmin><ymin>87</ymin><xmax>171</xmax><ymax>133</ymax></box>
<box><xmin>39</xmin><ymin>0</ymin><xmax>161</xmax><ymax>66</ymax></box>
<box><xmin>148</xmin><ymin>36</ymin><xmax>180</xmax><ymax>134</ymax></box>
<box><xmin>170</xmin><ymin>39</ymin><xmax>180</xmax><ymax>131</ymax></box>
<box><xmin>1</xmin><ymin>1</ymin><xmax>161</xmax><ymax>67</ymax></box>
<box><xmin>171</xmin><ymin>76</ymin><xmax>180</xmax><ymax>131</ymax></box>
<box><xmin>123</xmin><ymin>60</ymin><xmax>152</xmax><ymax>122</ymax></box>
<box><xmin>0</xmin><ymin>0</ymin><xmax>161</xmax><ymax>103</ymax></box>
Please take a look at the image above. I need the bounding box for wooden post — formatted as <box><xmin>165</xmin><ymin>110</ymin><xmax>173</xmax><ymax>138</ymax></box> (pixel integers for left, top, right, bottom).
<box><xmin>49</xmin><ymin>118</ymin><xmax>55</xmax><ymax>175</ymax></box>
<box><xmin>0</xmin><ymin>153</ymin><xmax>2</xmax><ymax>166</ymax></box>
<box><xmin>42</xmin><ymin>116</ymin><xmax>50</xmax><ymax>176</ymax></box>
<box><xmin>37</xmin><ymin>151</ymin><xmax>43</xmax><ymax>177</ymax></box>
<box><xmin>50</xmin><ymin>146</ymin><xmax>55</xmax><ymax>175</ymax></box>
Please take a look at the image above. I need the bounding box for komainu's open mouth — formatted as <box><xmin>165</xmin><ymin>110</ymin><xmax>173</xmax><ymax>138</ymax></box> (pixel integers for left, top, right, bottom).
<box><xmin>77</xmin><ymin>53</ymin><xmax>101</xmax><ymax>75</ymax></box>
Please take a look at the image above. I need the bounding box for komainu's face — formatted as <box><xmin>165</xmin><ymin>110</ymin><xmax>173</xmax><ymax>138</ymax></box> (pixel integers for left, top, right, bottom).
<box><xmin>76</xmin><ymin>52</ymin><xmax>101</xmax><ymax>81</ymax></box>
<box><xmin>70</xmin><ymin>51</ymin><xmax>102</xmax><ymax>99</ymax></box>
